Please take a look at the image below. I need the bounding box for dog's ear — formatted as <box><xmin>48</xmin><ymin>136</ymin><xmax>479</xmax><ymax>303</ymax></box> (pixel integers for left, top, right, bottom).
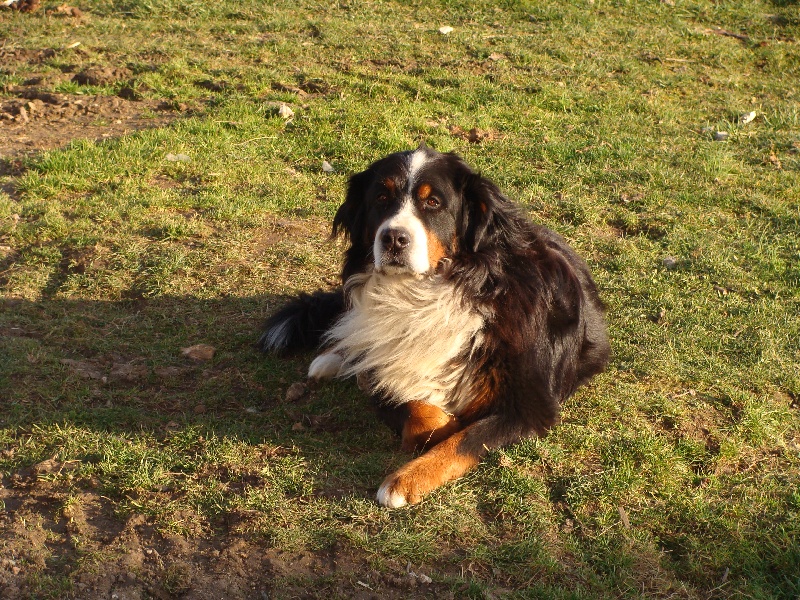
<box><xmin>333</xmin><ymin>167</ymin><xmax>372</xmax><ymax>241</ymax></box>
<box><xmin>460</xmin><ymin>170</ymin><xmax>514</xmax><ymax>253</ymax></box>
<box><xmin>334</xmin><ymin>166</ymin><xmax>375</xmax><ymax>282</ymax></box>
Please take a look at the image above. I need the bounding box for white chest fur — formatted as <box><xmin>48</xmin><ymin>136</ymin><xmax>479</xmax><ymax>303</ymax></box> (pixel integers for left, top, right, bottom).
<box><xmin>312</xmin><ymin>272</ymin><xmax>485</xmax><ymax>413</ymax></box>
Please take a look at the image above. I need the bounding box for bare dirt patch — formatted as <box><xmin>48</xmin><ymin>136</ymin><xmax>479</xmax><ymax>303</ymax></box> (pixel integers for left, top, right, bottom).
<box><xmin>0</xmin><ymin>87</ymin><xmax>180</xmax><ymax>160</ymax></box>
<box><xmin>0</xmin><ymin>472</ymin><xmax>451</xmax><ymax>599</ymax></box>
<box><xmin>0</xmin><ymin>43</ymin><xmax>190</xmax><ymax>162</ymax></box>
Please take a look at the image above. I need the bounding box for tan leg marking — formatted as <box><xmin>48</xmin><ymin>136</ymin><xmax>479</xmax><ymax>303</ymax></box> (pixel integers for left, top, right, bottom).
<box><xmin>377</xmin><ymin>428</ymin><xmax>481</xmax><ymax>508</ymax></box>
<box><xmin>401</xmin><ymin>401</ymin><xmax>461</xmax><ymax>453</ymax></box>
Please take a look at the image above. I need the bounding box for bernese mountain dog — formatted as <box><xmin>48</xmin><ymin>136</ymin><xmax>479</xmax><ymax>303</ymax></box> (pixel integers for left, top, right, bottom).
<box><xmin>260</xmin><ymin>146</ymin><xmax>610</xmax><ymax>508</ymax></box>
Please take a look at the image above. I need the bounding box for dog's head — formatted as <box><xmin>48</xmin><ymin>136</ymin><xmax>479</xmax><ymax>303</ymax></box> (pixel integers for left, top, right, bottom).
<box><xmin>333</xmin><ymin>147</ymin><xmax>511</xmax><ymax>281</ymax></box>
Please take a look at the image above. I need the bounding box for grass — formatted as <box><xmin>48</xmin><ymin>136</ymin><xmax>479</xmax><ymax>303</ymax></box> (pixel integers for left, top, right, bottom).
<box><xmin>1</xmin><ymin>0</ymin><xmax>799</xmax><ymax>598</ymax></box>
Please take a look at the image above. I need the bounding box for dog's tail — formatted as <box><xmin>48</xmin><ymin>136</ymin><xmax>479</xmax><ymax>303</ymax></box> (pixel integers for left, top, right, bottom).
<box><xmin>258</xmin><ymin>289</ymin><xmax>345</xmax><ymax>354</ymax></box>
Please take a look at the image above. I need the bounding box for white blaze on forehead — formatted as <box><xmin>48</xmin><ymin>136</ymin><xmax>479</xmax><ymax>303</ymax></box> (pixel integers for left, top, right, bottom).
<box><xmin>373</xmin><ymin>199</ymin><xmax>430</xmax><ymax>274</ymax></box>
<box><xmin>407</xmin><ymin>149</ymin><xmax>429</xmax><ymax>186</ymax></box>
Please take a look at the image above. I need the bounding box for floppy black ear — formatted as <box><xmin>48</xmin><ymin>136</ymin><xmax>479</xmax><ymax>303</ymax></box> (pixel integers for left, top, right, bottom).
<box><xmin>333</xmin><ymin>166</ymin><xmax>375</xmax><ymax>282</ymax></box>
<box><xmin>460</xmin><ymin>171</ymin><xmax>515</xmax><ymax>253</ymax></box>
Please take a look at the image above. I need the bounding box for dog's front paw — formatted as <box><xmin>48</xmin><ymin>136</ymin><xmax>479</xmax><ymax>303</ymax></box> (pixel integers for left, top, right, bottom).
<box><xmin>308</xmin><ymin>352</ymin><xmax>343</xmax><ymax>380</ymax></box>
<box><xmin>376</xmin><ymin>471</ymin><xmax>420</xmax><ymax>508</ymax></box>
<box><xmin>375</xmin><ymin>429</ymin><xmax>482</xmax><ymax>508</ymax></box>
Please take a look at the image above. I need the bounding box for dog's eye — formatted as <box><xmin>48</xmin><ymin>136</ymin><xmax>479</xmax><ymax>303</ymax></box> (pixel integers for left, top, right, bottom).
<box><xmin>424</xmin><ymin>197</ymin><xmax>441</xmax><ymax>209</ymax></box>
<box><xmin>376</xmin><ymin>193</ymin><xmax>388</xmax><ymax>204</ymax></box>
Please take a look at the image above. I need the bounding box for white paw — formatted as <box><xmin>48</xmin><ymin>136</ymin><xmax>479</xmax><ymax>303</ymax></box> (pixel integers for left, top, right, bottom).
<box><xmin>376</xmin><ymin>480</ymin><xmax>408</xmax><ymax>509</ymax></box>
<box><xmin>308</xmin><ymin>352</ymin><xmax>343</xmax><ymax>380</ymax></box>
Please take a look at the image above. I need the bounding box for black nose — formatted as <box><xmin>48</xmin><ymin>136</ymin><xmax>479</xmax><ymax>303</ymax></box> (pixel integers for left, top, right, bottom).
<box><xmin>381</xmin><ymin>227</ymin><xmax>411</xmax><ymax>252</ymax></box>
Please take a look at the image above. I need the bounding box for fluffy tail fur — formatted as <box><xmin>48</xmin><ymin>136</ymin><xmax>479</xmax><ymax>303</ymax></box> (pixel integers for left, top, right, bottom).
<box><xmin>258</xmin><ymin>289</ymin><xmax>345</xmax><ymax>354</ymax></box>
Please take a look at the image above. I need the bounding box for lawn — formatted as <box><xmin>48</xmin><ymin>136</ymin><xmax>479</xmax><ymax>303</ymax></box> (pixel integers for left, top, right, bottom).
<box><xmin>1</xmin><ymin>1</ymin><xmax>799</xmax><ymax>598</ymax></box>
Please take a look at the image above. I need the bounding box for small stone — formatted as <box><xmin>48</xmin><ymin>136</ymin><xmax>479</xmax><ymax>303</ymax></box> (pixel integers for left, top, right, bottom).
<box><xmin>662</xmin><ymin>257</ymin><xmax>678</xmax><ymax>269</ymax></box>
<box><xmin>181</xmin><ymin>344</ymin><xmax>215</xmax><ymax>362</ymax></box>
<box><xmin>285</xmin><ymin>382</ymin><xmax>307</xmax><ymax>402</ymax></box>
<box><xmin>739</xmin><ymin>111</ymin><xmax>756</xmax><ymax>125</ymax></box>
<box><xmin>438</xmin><ymin>26</ymin><xmax>454</xmax><ymax>35</ymax></box>
<box><xmin>166</xmin><ymin>153</ymin><xmax>192</xmax><ymax>162</ymax></box>
<box><xmin>713</xmin><ymin>131</ymin><xmax>729</xmax><ymax>141</ymax></box>
<box><xmin>321</xmin><ymin>160</ymin><xmax>335</xmax><ymax>173</ymax></box>
<box><xmin>278</xmin><ymin>104</ymin><xmax>294</xmax><ymax>119</ymax></box>
<box><xmin>26</xmin><ymin>99</ymin><xmax>44</xmax><ymax>114</ymax></box>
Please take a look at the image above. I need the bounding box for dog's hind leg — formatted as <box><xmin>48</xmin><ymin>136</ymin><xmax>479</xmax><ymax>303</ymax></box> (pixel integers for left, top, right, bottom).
<box><xmin>259</xmin><ymin>289</ymin><xmax>345</xmax><ymax>354</ymax></box>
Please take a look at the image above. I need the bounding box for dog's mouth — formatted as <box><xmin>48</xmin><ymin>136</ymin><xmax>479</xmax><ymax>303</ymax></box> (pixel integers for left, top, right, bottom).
<box><xmin>378</xmin><ymin>262</ymin><xmax>417</xmax><ymax>276</ymax></box>
<box><xmin>377</xmin><ymin>258</ymin><xmax>448</xmax><ymax>278</ymax></box>
<box><xmin>375</xmin><ymin>250</ymin><xmax>413</xmax><ymax>275</ymax></box>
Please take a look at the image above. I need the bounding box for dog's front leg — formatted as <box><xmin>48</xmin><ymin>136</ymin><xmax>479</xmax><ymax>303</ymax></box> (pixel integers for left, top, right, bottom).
<box><xmin>377</xmin><ymin>426</ymin><xmax>482</xmax><ymax>508</ymax></box>
<box><xmin>400</xmin><ymin>401</ymin><xmax>461</xmax><ymax>453</ymax></box>
<box><xmin>377</xmin><ymin>414</ymin><xmax>522</xmax><ymax>508</ymax></box>
<box><xmin>308</xmin><ymin>351</ymin><xmax>343</xmax><ymax>380</ymax></box>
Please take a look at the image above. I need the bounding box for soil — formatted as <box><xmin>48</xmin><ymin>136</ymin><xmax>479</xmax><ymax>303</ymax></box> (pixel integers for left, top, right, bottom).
<box><xmin>0</xmin><ymin>468</ymin><xmax>450</xmax><ymax>599</ymax></box>
<box><xmin>0</xmin><ymin>83</ymin><xmax>182</xmax><ymax>164</ymax></box>
<box><xmin>0</xmin><ymin>47</ymin><xmax>188</xmax><ymax>165</ymax></box>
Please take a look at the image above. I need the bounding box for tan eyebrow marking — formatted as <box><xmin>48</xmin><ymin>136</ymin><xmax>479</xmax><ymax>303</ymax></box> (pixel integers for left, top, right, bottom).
<box><xmin>383</xmin><ymin>178</ymin><xmax>396</xmax><ymax>193</ymax></box>
<box><xmin>417</xmin><ymin>183</ymin><xmax>432</xmax><ymax>200</ymax></box>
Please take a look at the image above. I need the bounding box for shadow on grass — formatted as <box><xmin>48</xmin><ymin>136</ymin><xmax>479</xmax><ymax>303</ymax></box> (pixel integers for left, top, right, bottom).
<box><xmin>0</xmin><ymin>291</ymin><xmax>384</xmax><ymax>456</ymax></box>
<box><xmin>0</xmin><ymin>293</ymin><xmax>423</xmax><ymax>597</ymax></box>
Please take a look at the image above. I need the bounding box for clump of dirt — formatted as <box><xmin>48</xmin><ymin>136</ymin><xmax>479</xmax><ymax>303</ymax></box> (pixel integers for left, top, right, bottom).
<box><xmin>448</xmin><ymin>125</ymin><xmax>502</xmax><ymax>144</ymax></box>
<box><xmin>1</xmin><ymin>0</ymin><xmax>40</xmax><ymax>13</ymax></box>
<box><xmin>72</xmin><ymin>65</ymin><xmax>133</xmax><ymax>86</ymax></box>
